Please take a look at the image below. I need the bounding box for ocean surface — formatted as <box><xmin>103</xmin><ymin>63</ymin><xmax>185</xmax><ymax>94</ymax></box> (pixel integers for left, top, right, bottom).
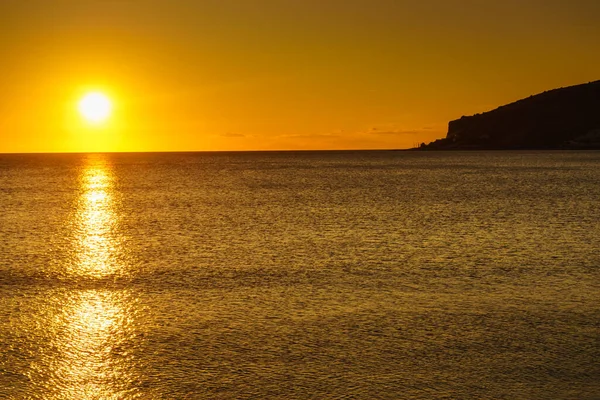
<box><xmin>0</xmin><ymin>150</ymin><xmax>598</xmax><ymax>399</ymax></box>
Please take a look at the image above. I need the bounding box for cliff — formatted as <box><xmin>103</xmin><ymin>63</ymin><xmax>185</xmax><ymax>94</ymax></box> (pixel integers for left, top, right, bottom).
<box><xmin>421</xmin><ymin>80</ymin><xmax>600</xmax><ymax>149</ymax></box>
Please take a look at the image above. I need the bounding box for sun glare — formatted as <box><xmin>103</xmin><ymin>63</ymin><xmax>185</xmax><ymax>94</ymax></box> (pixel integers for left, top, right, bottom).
<box><xmin>78</xmin><ymin>92</ymin><xmax>112</xmax><ymax>124</ymax></box>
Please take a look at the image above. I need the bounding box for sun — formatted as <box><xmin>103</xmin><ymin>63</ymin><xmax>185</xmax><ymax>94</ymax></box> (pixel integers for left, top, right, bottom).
<box><xmin>78</xmin><ymin>92</ymin><xmax>112</xmax><ymax>124</ymax></box>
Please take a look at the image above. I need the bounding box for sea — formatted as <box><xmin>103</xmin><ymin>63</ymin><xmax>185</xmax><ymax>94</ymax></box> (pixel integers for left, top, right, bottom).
<box><xmin>0</xmin><ymin>150</ymin><xmax>598</xmax><ymax>399</ymax></box>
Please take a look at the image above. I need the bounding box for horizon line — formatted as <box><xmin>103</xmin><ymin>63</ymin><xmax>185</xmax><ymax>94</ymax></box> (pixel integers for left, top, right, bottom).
<box><xmin>0</xmin><ymin>148</ymin><xmax>413</xmax><ymax>156</ymax></box>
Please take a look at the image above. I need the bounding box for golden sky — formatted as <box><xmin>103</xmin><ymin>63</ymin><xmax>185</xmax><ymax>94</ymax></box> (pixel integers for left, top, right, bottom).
<box><xmin>1</xmin><ymin>0</ymin><xmax>599</xmax><ymax>152</ymax></box>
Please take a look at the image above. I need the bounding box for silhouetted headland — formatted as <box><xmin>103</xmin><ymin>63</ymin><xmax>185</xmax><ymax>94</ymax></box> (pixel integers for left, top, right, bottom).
<box><xmin>418</xmin><ymin>80</ymin><xmax>600</xmax><ymax>150</ymax></box>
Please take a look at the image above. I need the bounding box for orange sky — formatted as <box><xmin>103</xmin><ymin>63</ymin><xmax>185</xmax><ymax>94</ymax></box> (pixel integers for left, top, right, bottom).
<box><xmin>1</xmin><ymin>0</ymin><xmax>599</xmax><ymax>152</ymax></box>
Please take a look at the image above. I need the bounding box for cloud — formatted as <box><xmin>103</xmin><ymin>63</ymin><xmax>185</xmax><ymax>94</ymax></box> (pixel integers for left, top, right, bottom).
<box><xmin>274</xmin><ymin>132</ymin><xmax>343</xmax><ymax>139</ymax></box>
<box><xmin>365</xmin><ymin>126</ymin><xmax>436</xmax><ymax>136</ymax></box>
<box><xmin>219</xmin><ymin>132</ymin><xmax>246</xmax><ymax>138</ymax></box>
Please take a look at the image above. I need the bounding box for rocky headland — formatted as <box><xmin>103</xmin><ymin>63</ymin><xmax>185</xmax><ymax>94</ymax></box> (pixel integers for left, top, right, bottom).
<box><xmin>420</xmin><ymin>80</ymin><xmax>600</xmax><ymax>150</ymax></box>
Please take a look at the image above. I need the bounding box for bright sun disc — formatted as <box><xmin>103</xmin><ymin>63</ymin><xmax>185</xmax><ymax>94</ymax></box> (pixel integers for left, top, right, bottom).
<box><xmin>78</xmin><ymin>92</ymin><xmax>112</xmax><ymax>124</ymax></box>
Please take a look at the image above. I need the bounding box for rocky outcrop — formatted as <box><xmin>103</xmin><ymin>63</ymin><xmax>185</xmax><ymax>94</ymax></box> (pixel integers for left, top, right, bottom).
<box><xmin>421</xmin><ymin>80</ymin><xmax>600</xmax><ymax>149</ymax></box>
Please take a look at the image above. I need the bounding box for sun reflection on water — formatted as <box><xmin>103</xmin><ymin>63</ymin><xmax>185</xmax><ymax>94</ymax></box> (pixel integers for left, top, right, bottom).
<box><xmin>69</xmin><ymin>160</ymin><xmax>125</xmax><ymax>279</ymax></box>
<box><xmin>37</xmin><ymin>155</ymin><xmax>141</xmax><ymax>399</ymax></box>
<box><xmin>46</xmin><ymin>290</ymin><xmax>139</xmax><ymax>400</ymax></box>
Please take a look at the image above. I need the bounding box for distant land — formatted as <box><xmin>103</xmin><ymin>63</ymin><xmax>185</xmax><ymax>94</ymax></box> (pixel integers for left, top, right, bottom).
<box><xmin>418</xmin><ymin>80</ymin><xmax>600</xmax><ymax>150</ymax></box>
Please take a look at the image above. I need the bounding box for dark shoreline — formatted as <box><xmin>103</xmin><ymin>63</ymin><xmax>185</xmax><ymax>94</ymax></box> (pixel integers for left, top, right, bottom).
<box><xmin>406</xmin><ymin>145</ymin><xmax>600</xmax><ymax>151</ymax></box>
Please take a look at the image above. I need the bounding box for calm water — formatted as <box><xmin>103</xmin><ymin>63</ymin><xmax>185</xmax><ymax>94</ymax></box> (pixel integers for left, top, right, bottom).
<box><xmin>0</xmin><ymin>151</ymin><xmax>598</xmax><ymax>399</ymax></box>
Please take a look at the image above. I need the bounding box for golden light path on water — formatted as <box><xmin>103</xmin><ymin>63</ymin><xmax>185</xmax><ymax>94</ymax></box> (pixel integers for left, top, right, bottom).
<box><xmin>75</xmin><ymin>162</ymin><xmax>119</xmax><ymax>278</ymax></box>
<box><xmin>40</xmin><ymin>156</ymin><xmax>141</xmax><ymax>399</ymax></box>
